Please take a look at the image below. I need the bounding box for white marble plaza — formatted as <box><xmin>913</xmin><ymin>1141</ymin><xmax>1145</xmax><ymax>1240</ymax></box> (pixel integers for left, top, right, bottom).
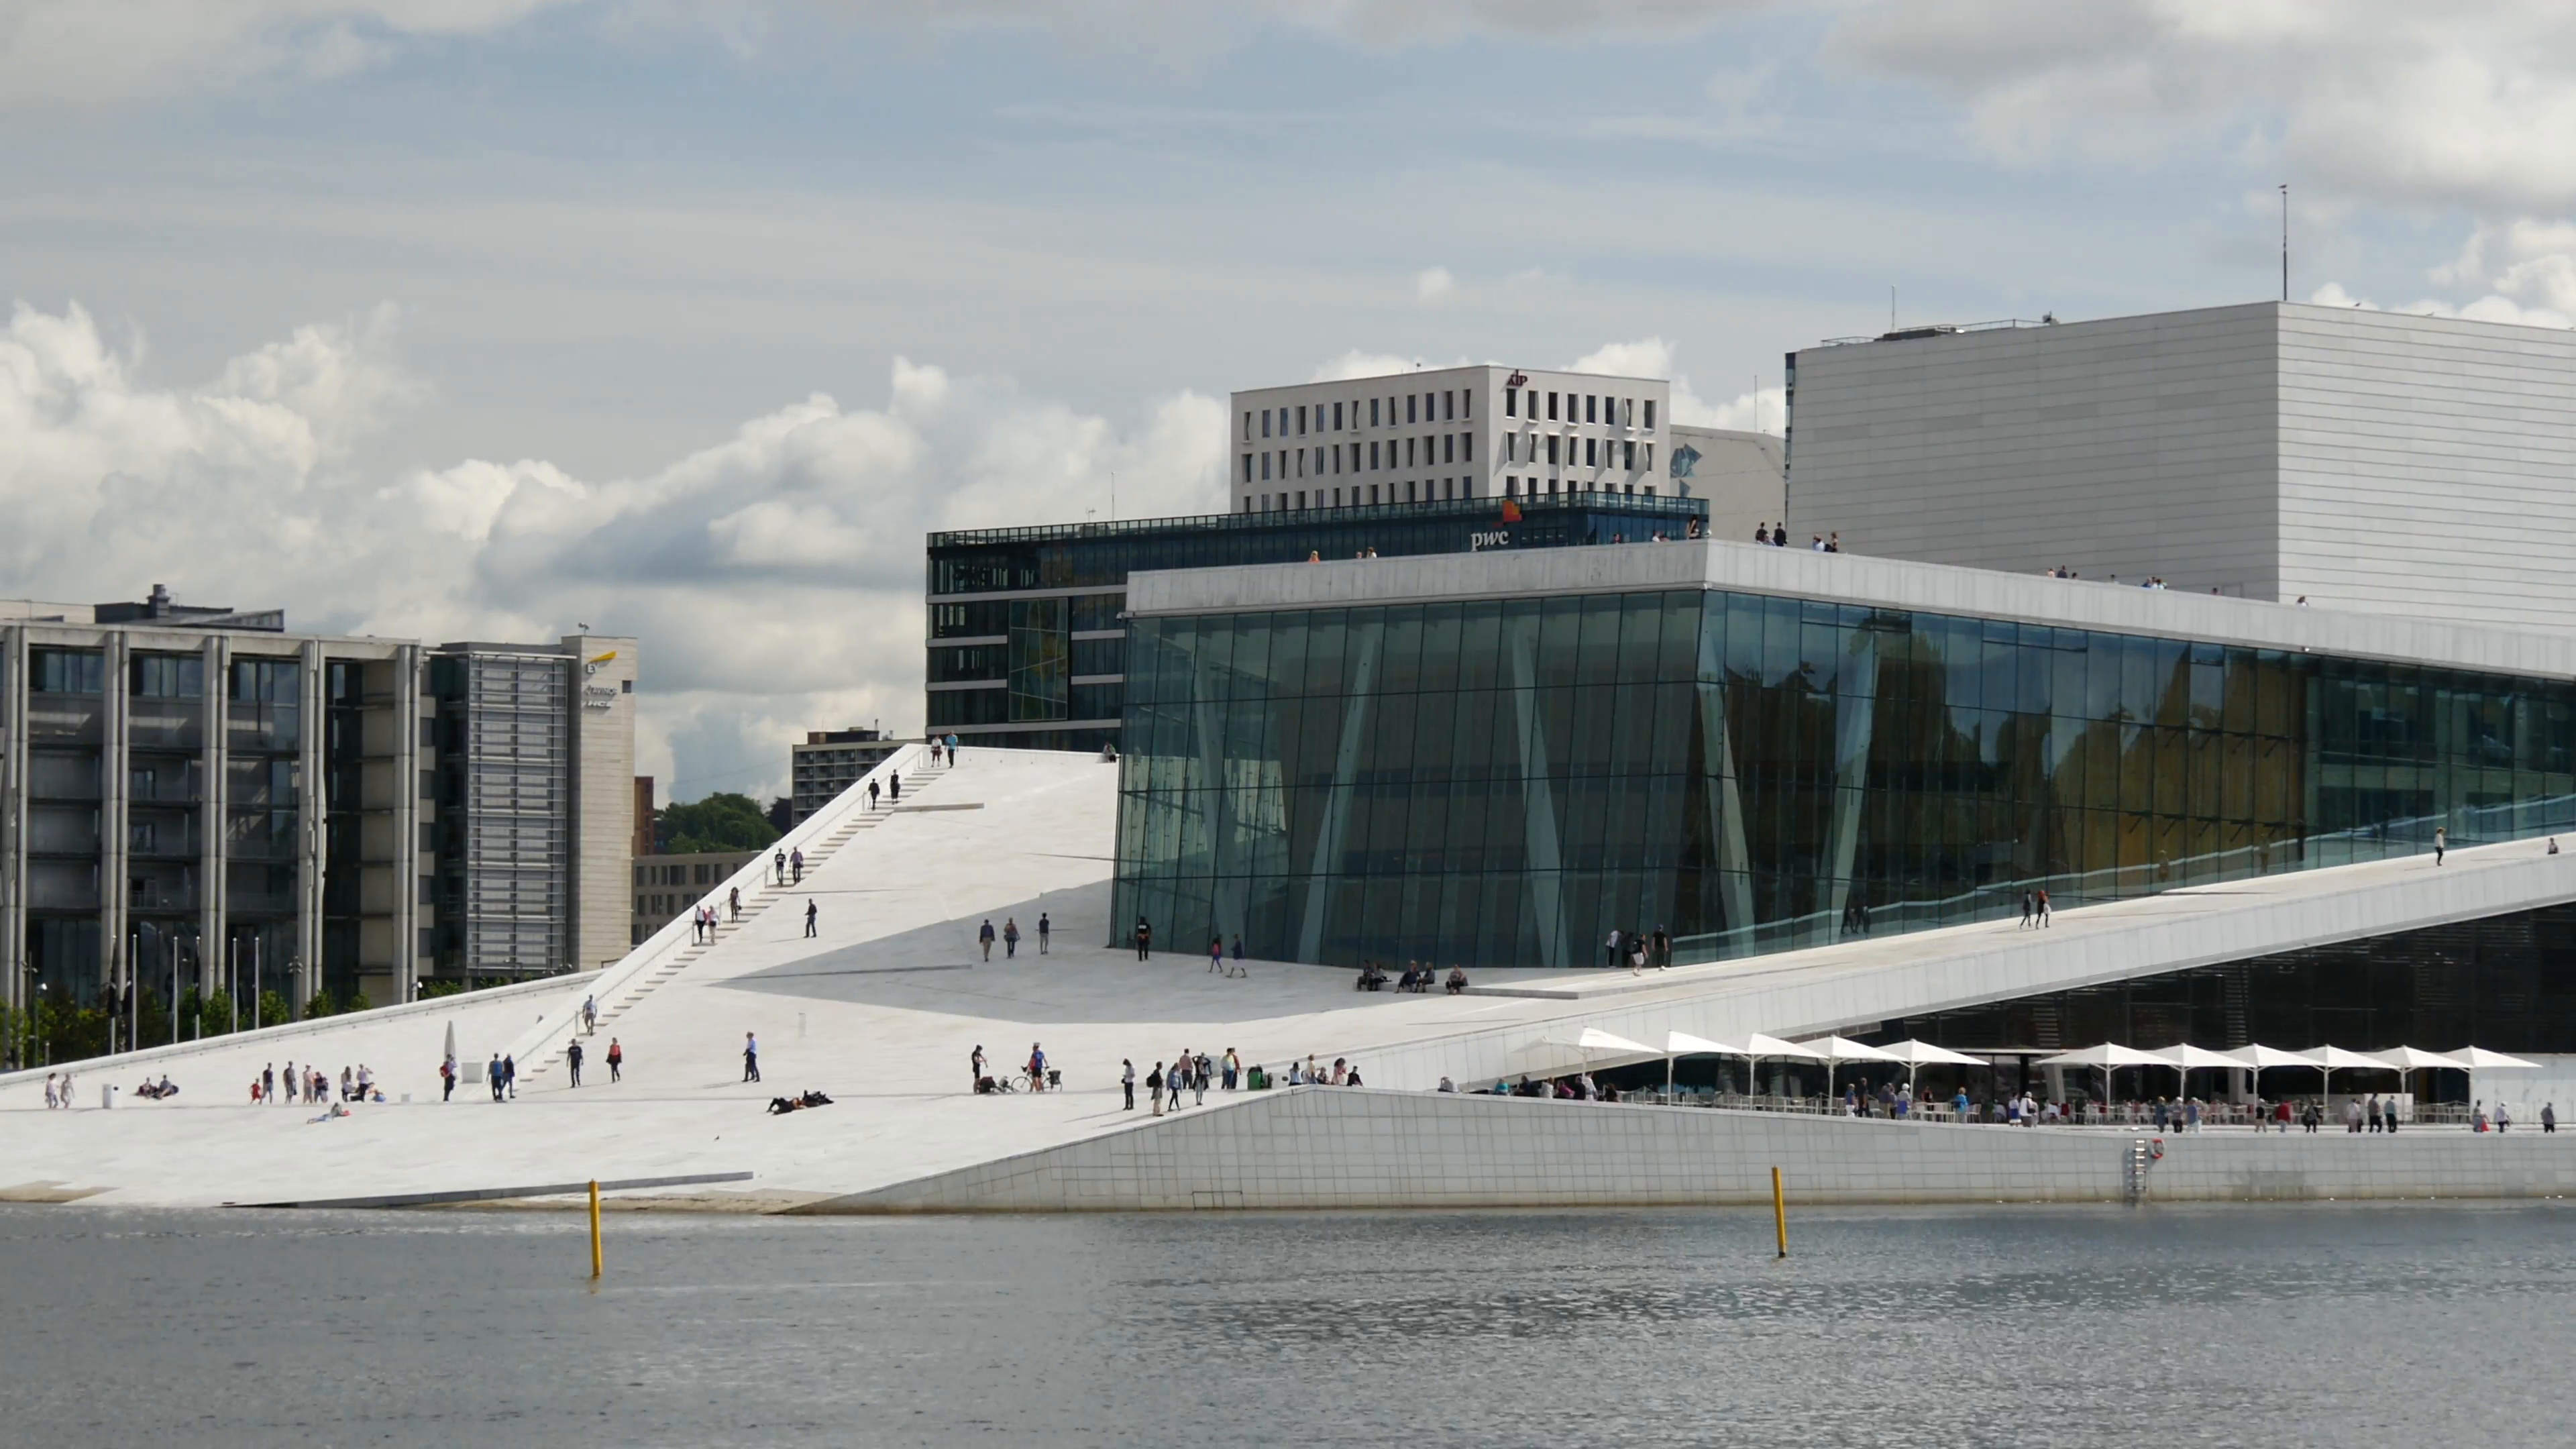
<box><xmin>5</xmin><ymin>746</ymin><xmax>2574</xmax><ymax>1212</ymax></box>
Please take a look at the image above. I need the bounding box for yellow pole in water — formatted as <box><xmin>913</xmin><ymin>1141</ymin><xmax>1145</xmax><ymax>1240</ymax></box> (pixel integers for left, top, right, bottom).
<box><xmin>1771</xmin><ymin>1166</ymin><xmax>1787</xmax><ymax>1258</ymax></box>
<box><xmin>588</xmin><ymin>1180</ymin><xmax>603</xmax><ymax>1279</ymax></box>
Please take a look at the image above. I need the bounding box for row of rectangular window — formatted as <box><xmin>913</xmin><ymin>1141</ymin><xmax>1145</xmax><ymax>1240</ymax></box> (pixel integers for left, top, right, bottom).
<box><xmin>1243</xmin><ymin>478</ymin><xmax>1481</xmax><ymax>513</ymax></box>
<box><xmin>32</xmin><ymin>648</ymin><xmax>299</xmax><ymax>702</ymax></box>
<box><xmin>1242</xmin><ymin>434</ymin><xmax>1473</xmax><ymax>483</ymax></box>
<box><xmin>1502</xmin><ymin>477</ymin><xmax>1658</xmax><ymax>501</ymax></box>
<box><xmin>1244</xmin><ymin>390</ymin><xmax>1473</xmax><ymax>441</ymax></box>
<box><xmin>1502</xmin><ymin>437</ymin><xmax>1654</xmax><ymax>471</ymax></box>
<box><xmin>1506</xmin><ymin>390</ymin><xmax>1653</xmax><ymax>429</ymax></box>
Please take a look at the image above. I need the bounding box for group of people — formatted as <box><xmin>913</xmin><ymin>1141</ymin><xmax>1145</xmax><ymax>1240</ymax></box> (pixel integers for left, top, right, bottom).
<box><xmin>251</xmin><ymin>1060</ymin><xmax>376</xmax><ymax>1106</ymax></box>
<box><xmin>927</xmin><ymin>733</ymin><xmax>962</xmax><ymax>767</ymax></box>
<box><xmin>1352</xmin><ymin>961</ymin><xmax>1466</xmax><ymax>994</ymax></box>
<box><xmin>773</xmin><ymin>846</ymin><xmax>804</xmax><ymax>886</ymax></box>
<box><xmin>1602</xmin><ymin>926</ymin><xmax>1672</xmax><ymax>971</ymax></box>
<box><xmin>2017</xmin><ymin>890</ymin><xmax>2054</xmax><ymax>928</ymax></box>
<box><xmin>1479</xmin><ymin>1073</ymin><xmax>1616</xmax><ymax>1101</ymax></box>
<box><xmin>766</xmin><ymin>1089</ymin><xmax>833</xmax><ymax>1115</ymax></box>
<box><xmin>690</xmin><ymin>892</ymin><xmax>743</xmax><ymax>944</ymax></box>
<box><xmin>38</xmin><ymin>1071</ymin><xmax>76</xmax><ymax>1108</ymax></box>
<box><xmin>979</xmin><ymin>914</ymin><xmax>1049</xmax><ymax>959</ymax></box>
<box><xmin>1750</xmin><ymin>525</ymin><xmax>1843</xmax><ymax>553</ymax></box>
<box><xmin>1118</xmin><ymin>1049</ymin><xmax>1256</xmax><ymax>1112</ymax></box>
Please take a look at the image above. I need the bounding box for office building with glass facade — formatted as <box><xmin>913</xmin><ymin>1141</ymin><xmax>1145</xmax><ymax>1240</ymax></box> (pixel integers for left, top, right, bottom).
<box><xmin>1</xmin><ymin>593</ymin><xmax>639</xmax><ymax>1055</ymax></box>
<box><xmin>927</xmin><ymin>493</ymin><xmax>1707</xmax><ymax>752</ymax></box>
<box><xmin>1114</xmin><ymin>542</ymin><xmax>2576</xmax><ymax>969</ymax></box>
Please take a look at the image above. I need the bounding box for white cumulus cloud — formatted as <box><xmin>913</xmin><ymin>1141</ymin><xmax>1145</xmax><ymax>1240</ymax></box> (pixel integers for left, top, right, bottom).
<box><xmin>0</xmin><ymin>300</ymin><xmax>1227</xmax><ymax>800</ymax></box>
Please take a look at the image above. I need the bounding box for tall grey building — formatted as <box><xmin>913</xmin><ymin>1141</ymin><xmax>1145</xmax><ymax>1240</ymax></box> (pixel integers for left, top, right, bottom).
<box><xmin>0</xmin><ymin>589</ymin><xmax>635</xmax><ymax>1043</ymax></box>
<box><xmin>1782</xmin><ymin>302</ymin><xmax>2576</xmax><ymax>627</ymax></box>
<box><xmin>791</xmin><ymin>727</ymin><xmax>899</xmax><ymax>824</ymax></box>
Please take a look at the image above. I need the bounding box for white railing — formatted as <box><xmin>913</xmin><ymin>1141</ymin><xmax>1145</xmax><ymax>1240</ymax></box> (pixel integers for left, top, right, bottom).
<box><xmin>504</xmin><ymin>742</ymin><xmax>930</xmax><ymax>1069</ymax></box>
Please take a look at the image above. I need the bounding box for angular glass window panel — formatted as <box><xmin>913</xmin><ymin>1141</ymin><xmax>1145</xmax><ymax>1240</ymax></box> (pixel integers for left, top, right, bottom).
<box><xmin>1375</xmin><ymin>606</ymin><xmax>1424</xmax><ymax>696</ymax></box>
<box><xmin>1617</xmin><ymin>592</ymin><xmax>1664</xmax><ymax>685</ymax></box>
<box><xmin>2255</xmin><ymin>650</ymin><xmax>2298</xmax><ymax>738</ymax></box>
<box><xmin>1458</xmin><ymin>603</ymin><xmax>1503</xmax><ymax>692</ymax></box>
<box><xmin>2154</xmin><ymin>726</ymin><xmax>2186</xmax><ymax>816</ymax></box>
<box><xmin>1538</xmin><ymin>596</ymin><xmax>1585</xmax><ymax>682</ymax></box>
<box><xmin>1801</xmin><ymin>621</ymin><xmax>1840</xmax><ymax>698</ymax></box>
<box><xmin>1417</xmin><ymin>602</ymin><xmax>1464</xmax><ymax>695</ymax></box>
<box><xmin>1576</xmin><ymin>594</ymin><xmax>1625</xmax><ymax>690</ymax></box>
<box><xmin>1230</xmin><ymin>614</ymin><xmax>1273</xmax><ymax>698</ymax></box>
<box><xmin>1373</xmin><ymin>692</ymin><xmax>1419</xmax><ymax>776</ymax></box>
<box><xmin>2084</xmin><ymin>633</ymin><xmax>2123</xmax><ymax>720</ymax></box>
<box><xmin>1303</xmin><ymin>611</ymin><xmax>1350</xmax><ymax>699</ymax></box>
<box><xmin>1761</xmin><ymin>596</ymin><xmax>1803</xmax><ymax>690</ymax></box>
<box><xmin>1657</xmin><ymin>591</ymin><xmax>1700</xmax><ymax>682</ymax></box>
<box><xmin>1269</xmin><ymin>614</ymin><xmax>1309</xmax><ymax>699</ymax></box>
<box><xmin>1342</xmin><ymin>608</ymin><xmax>1388</xmax><ymax>697</ymax></box>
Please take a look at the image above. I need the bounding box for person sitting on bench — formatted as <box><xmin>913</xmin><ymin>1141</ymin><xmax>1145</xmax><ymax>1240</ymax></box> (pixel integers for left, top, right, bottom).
<box><xmin>1446</xmin><ymin>965</ymin><xmax>1468</xmax><ymax>994</ymax></box>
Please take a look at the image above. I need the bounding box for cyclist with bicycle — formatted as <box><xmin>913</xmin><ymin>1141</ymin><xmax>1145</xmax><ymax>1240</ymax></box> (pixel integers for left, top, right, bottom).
<box><xmin>1026</xmin><ymin>1042</ymin><xmax>1048</xmax><ymax>1093</ymax></box>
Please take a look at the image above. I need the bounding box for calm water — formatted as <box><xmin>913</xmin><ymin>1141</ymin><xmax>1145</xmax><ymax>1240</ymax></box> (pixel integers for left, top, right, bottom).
<box><xmin>4</xmin><ymin>1201</ymin><xmax>2571</xmax><ymax>1446</ymax></box>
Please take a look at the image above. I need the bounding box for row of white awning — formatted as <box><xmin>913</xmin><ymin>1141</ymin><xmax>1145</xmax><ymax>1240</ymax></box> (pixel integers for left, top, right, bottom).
<box><xmin>2031</xmin><ymin>1042</ymin><xmax>2541</xmax><ymax>1073</ymax></box>
<box><xmin>1500</xmin><ymin>1029</ymin><xmax>2544</xmax><ymax>1091</ymax></box>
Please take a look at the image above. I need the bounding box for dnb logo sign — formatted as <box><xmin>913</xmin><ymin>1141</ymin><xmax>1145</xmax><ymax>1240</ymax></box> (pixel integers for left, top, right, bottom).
<box><xmin>1468</xmin><ymin>529</ymin><xmax>1511</xmax><ymax>551</ymax></box>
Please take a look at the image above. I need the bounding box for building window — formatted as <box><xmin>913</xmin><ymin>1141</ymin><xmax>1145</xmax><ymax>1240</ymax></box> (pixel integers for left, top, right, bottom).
<box><xmin>1332</xmin><ymin>488</ymin><xmax>1342</xmax><ymax>506</ymax></box>
<box><xmin>1505</xmin><ymin>388</ymin><xmax>1517</xmax><ymax>417</ymax></box>
<box><xmin>1645</xmin><ymin>443</ymin><xmax>1654</xmax><ymax>471</ymax></box>
<box><xmin>1462</xmin><ymin>433</ymin><xmax>1472</xmax><ymax>462</ymax></box>
<box><xmin>1623</xmin><ymin>440</ymin><xmax>1636</xmax><ymax>470</ymax></box>
<box><xmin>1261</xmin><ymin>409</ymin><xmax>1271</xmax><ymax>438</ymax></box>
<box><xmin>1241</xmin><ymin>454</ymin><xmax>1253</xmax><ymax>482</ymax></box>
<box><xmin>1462</xmin><ymin>390</ymin><xmax>1470</xmax><ymax>419</ymax></box>
<box><xmin>32</xmin><ymin>648</ymin><xmax>105</xmax><ymax>694</ymax></box>
<box><xmin>1644</xmin><ymin>400</ymin><xmax>1656</xmax><ymax>429</ymax></box>
<box><xmin>1582</xmin><ymin>395</ymin><xmax>1594</xmax><ymax>424</ymax></box>
<box><xmin>1545</xmin><ymin>436</ymin><xmax>1558</xmax><ymax>466</ymax></box>
<box><xmin>1332</xmin><ymin>402</ymin><xmax>1342</xmax><ymax>430</ymax></box>
<box><xmin>1547</xmin><ymin>392</ymin><xmax>1559</xmax><ymax>421</ymax></box>
<box><xmin>1296</xmin><ymin>406</ymin><xmax>1307</xmax><ymax>435</ymax></box>
<box><xmin>1586</xmin><ymin>438</ymin><xmax>1598</xmax><ymax>468</ymax></box>
<box><xmin>1443</xmin><ymin>390</ymin><xmax>1455</xmax><ymax>421</ymax></box>
<box><xmin>133</xmin><ymin>654</ymin><xmax>205</xmax><ymax>698</ymax></box>
<box><xmin>1404</xmin><ymin>394</ymin><xmax>1415</xmax><ymax>425</ymax></box>
<box><xmin>1369</xmin><ymin>398</ymin><xmax>1380</xmax><ymax>427</ymax></box>
<box><xmin>1369</xmin><ymin>484</ymin><xmax>1380</xmax><ymax>504</ymax></box>
<box><xmin>1260</xmin><ymin>453</ymin><xmax>1271</xmax><ymax>481</ymax></box>
<box><xmin>1297</xmin><ymin>491</ymin><xmax>1306</xmax><ymax>509</ymax></box>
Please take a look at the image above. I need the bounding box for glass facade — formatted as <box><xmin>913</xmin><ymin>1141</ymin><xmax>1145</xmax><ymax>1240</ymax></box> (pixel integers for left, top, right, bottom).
<box><xmin>1867</xmin><ymin>903</ymin><xmax>2576</xmax><ymax>1102</ymax></box>
<box><xmin>927</xmin><ymin>494</ymin><xmax>1708</xmax><ymax>752</ymax></box>
<box><xmin>1114</xmin><ymin>586</ymin><xmax>2576</xmax><ymax>967</ymax></box>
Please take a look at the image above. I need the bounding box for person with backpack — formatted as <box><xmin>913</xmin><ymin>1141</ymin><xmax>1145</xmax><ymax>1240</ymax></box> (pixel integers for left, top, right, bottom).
<box><xmin>606</xmin><ymin>1038</ymin><xmax>624</xmax><ymax>1083</ymax></box>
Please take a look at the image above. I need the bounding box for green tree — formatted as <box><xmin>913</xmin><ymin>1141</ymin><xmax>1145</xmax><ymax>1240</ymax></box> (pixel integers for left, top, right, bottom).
<box><xmin>661</xmin><ymin>791</ymin><xmax>781</xmax><ymax>854</ymax></box>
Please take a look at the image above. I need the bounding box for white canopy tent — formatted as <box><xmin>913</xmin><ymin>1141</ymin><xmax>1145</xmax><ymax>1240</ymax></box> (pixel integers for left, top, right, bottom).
<box><xmin>1662</xmin><ymin>1030</ymin><xmax>1750</xmax><ymax>1096</ymax></box>
<box><xmin>2036</xmin><ymin>1044</ymin><xmax>2179</xmax><ymax>1108</ymax></box>
<box><xmin>1809</xmin><ymin>1035</ymin><xmax>1900</xmax><ymax>1104</ymax></box>
<box><xmin>1503</xmin><ymin>1027</ymin><xmax>1659</xmax><ymax>1084</ymax></box>
<box><xmin>2449</xmin><ymin>1046</ymin><xmax>2542</xmax><ymax>1071</ymax></box>
<box><xmin>2308</xmin><ymin>1044</ymin><xmax>2396</xmax><ymax>1107</ymax></box>
<box><xmin>1876</xmin><ymin>1039</ymin><xmax>1986</xmax><ymax>1093</ymax></box>
<box><xmin>1738</xmin><ymin>1032</ymin><xmax>1825</xmax><ymax>1098</ymax></box>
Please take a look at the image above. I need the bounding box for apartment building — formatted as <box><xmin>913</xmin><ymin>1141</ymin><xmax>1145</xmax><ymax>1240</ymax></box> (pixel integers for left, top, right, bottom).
<box><xmin>1229</xmin><ymin>365</ymin><xmax>1672</xmax><ymax>515</ymax></box>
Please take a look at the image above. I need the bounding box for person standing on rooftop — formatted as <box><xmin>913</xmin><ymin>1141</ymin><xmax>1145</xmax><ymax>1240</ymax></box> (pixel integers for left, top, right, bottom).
<box><xmin>790</xmin><ymin>847</ymin><xmax>803</xmax><ymax>885</ymax></box>
<box><xmin>1003</xmin><ymin>916</ymin><xmax>1020</xmax><ymax>957</ymax></box>
<box><xmin>743</xmin><ymin>1032</ymin><xmax>761</xmax><ymax>1083</ymax></box>
<box><xmin>804</xmin><ymin>898</ymin><xmax>818</xmax><ymax>938</ymax></box>
<box><xmin>2019</xmin><ymin>890</ymin><xmax>2035</xmax><ymax>930</ymax></box>
<box><xmin>2434</xmin><ymin>825</ymin><xmax>2448</xmax><ymax>865</ymax></box>
<box><xmin>1038</xmin><ymin>912</ymin><xmax>1051</xmax><ymax>954</ymax></box>
<box><xmin>979</xmin><ymin>918</ymin><xmax>996</xmax><ymax>961</ymax></box>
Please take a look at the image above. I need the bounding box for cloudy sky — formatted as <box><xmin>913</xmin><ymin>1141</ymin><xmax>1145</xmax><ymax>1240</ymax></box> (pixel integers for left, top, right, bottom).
<box><xmin>7</xmin><ymin>1</ymin><xmax>2575</xmax><ymax>803</ymax></box>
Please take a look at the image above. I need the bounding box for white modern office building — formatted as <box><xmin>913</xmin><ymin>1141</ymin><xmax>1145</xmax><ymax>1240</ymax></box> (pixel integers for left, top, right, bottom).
<box><xmin>1781</xmin><ymin>302</ymin><xmax>2576</xmax><ymax>628</ymax></box>
<box><xmin>0</xmin><ymin>588</ymin><xmax>637</xmax><ymax>1034</ymax></box>
<box><xmin>1230</xmin><ymin>365</ymin><xmax>1672</xmax><ymax>515</ymax></box>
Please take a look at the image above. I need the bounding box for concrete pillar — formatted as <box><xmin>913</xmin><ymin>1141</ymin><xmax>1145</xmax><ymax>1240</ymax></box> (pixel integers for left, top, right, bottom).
<box><xmin>100</xmin><ymin>631</ymin><xmax>130</xmax><ymax>1016</ymax></box>
<box><xmin>297</xmin><ymin>638</ymin><xmax>325</xmax><ymax>1007</ymax></box>
<box><xmin>391</xmin><ymin>644</ymin><xmax>421</xmax><ymax>1002</ymax></box>
<box><xmin>198</xmin><ymin>633</ymin><xmax>227</xmax><ymax>998</ymax></box>
<box><xmin>1</xmin><ymin>625</ymin><xmax>23</xmax><ymax>1018</ymax></box>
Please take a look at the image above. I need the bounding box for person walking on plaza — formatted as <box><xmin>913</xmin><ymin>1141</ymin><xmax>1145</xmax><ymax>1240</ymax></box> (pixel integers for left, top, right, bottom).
<box><xmin>1232</xmin><ymin>934</ymin><xmax>1244</xmax><ymax>966</ymax></box>
<box><xmin>1038</xmin><ymin>912</ymin><xmax>1051</xmax><ymax>955</ymax></box>
<box><xmin>979</xmin><ymin>918</ymin><xmax>996</xmax><ymax>961</ymax></box>
<box><xmin>772</xmin><ymin>849</ymin><xmax>787</xmax><ymax>885</ymax></box>
<box><xmin>1223</xmin><ymin>1048</ymin><xmax>1240</xmax><ymax>1091</ymax></box>
<box><xmin>890</xmin><ymin>773</ymin><xmax>901</xmax><ymax>802</ymax></box>
<box><xmin>1208</xmin><ymin>936</ymin><xmax>1225</xmax><ymax>972</ymax></box>
<box><xmin>1122</xmin><ymin>1058</ymin><xmax>1136</xmax><ymax>1110</ymax></box>
<box><xmin>729</xmin><ymin>886</ymin><xmax>742</xmax><ymax>923</ymax></box>
<box><xmin>2035</xmin><ymin>888</ymin><xmax>2051</xmax><ymax>927</ymax></box>
<box><xmin>1193</xmin><ymin>1052</ymin><xmax>1210</xmax><ymax>1105</ymax></box>
<box><xmin>2497</xmin><ymin>1099</ymin><xmax>2512</xmax><ymax>1133</ymax></box>
<box><xmin>1027</xmin><ymin>1042</ymin><xmax>1048</xmax><ymax>1092</ymax></box>
<box><xmin>606</xmin><ymin>1038</ymin><xmax>623</xmax><ymax>1083</ymax></box>
<box><xmin>264</xmin><ymin>1063</ymin><xmax>276</xmax><ymax>1104</ymax></box>
<box><xmin>503</xmin><ymin>1054</ymin><xmax>517</xmax><ymax>1099</ymax></box>
<box><xmin>1134</xmin><ymin>916</ymin><xmax>1152</xmax><ymax>961</ymax></box>
<box><xmin>2544</xmin><ymin>1102</ymin><xmax>2558</xmax><ymax>1134</ymax></box>
<box><xmin>2345</xmin><ymin>1097</ymin><xmax>2363</xmax><ymax>1132</ymax></box>
<box><xmin>790</xmin><ymin>847</ymin><xmax>804</xmax><ymax>885</ymax></box>
<box><xmin>487</xmin><ymin>1053</ymin><xmax>504</xmax><ymax>1102</ymax></box>
<box><xmin>2019</xmin><ymin>890</ymin><xmax>2035</xmax><ymax>929</ymax></box>
<box><xmin>947</xmin><ymin>733</ymin><xmax>961</xmax><ymax>764</ymax></box>
<box><xmin>583</xmin><ymin>994</ymin><xmax>598</xmax><ymax>1034</ymax></box>
<box><xmin>439</xmin><ymin>1056</ymin><xmax>455</xmax><ymax>1102</ymax></box>
<box><xmin>805</xmin><ymin>898</ymin><xmax>818</xmax><ymax>937</ymax></box>
<box><xmin>867</xmin><ymin>777</ymin><xmax>880</xmax><ymax>811</ymax></box>
<box><xmin>1003</xmin><ymin>917</ymin><xmax>1020</xmax><ymax>958</ymax></box>
<box><xmin>1604</xmin><ymin>926</ymin><xmax>1621</xmax><ymax>969</ymax></box>
<box><xmin>567</xmin><ymin>1038</ymin><xmax>584</xmax><ymax>1088</ymax></box>
<box><xmin>1147</xmin><ymin>1062</ymin><xmax>1165</xmax><ymax>1117</ymax></box>
<box><xmin>743</xmin><ymin>1031</ymin><xmax>761</xmax><ymax>1083</ymax></box>
<box><xmin>971</xmin><ymin>1044</ymin><xmax>987</xmax><ymax>1089</ymax></box>
<box><xmin>2435</xmin><ymin>825</ymin><xmax>2448</xmax><ymax>865</ymax></box>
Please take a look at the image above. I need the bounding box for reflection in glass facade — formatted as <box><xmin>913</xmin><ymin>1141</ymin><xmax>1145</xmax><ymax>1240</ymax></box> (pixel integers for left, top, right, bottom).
<box><xmin>1114</xmin><ymin>587</ymin><xmax>2576</xmax><ymax>967</ymax></box>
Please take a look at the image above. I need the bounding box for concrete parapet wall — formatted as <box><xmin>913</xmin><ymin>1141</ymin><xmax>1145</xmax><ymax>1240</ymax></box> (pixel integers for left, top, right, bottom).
<box><xmin>812</xmin><ymin>1087</ymin><xmax>2576</xmax><ymax>1214</ymax></box>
